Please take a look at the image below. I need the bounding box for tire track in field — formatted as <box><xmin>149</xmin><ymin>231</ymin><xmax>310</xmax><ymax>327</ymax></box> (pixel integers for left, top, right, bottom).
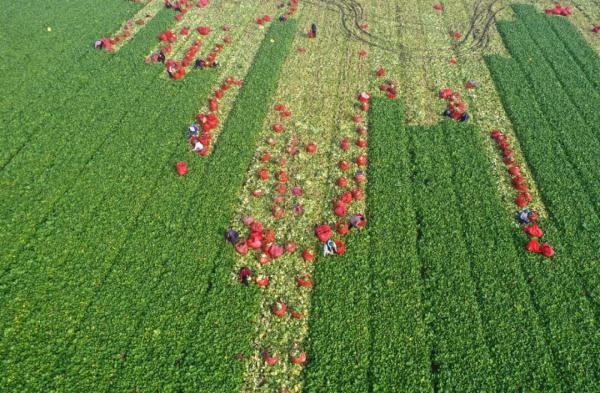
<box><xmin>304</xmin><ymin>0</ymin><xmax>508</xmax><ymax>60</ymax></box>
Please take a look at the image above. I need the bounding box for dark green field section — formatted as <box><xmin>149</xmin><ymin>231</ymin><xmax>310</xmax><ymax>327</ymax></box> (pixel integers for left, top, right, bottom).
<box><xmin>485</xmin><ymin>7</ymin><xmax>599</xmax><ymax>390</ymax></box>
<box><xmin>0</xmin><ymin>0</ymin><xmax>150</xmax><ymax>167</ymax></box>
<box><xmin>305</xmin><ymin>97</ymin><xmax>596</xmax><ymax>392</ymax></box>
<box><xmin>487</xmin><ymin>5</ymin><xmax>600</xmax><ymax>301</ymax></box>
<box><xmin>0</xmin><ymin>0</ymin><xmax>298</xmax><ymax>389</ymax></box>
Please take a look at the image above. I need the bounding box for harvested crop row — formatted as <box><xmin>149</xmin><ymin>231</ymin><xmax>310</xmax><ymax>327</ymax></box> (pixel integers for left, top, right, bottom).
<box><xmin>145</xmin><ymin>0</ymin><xmax>222</xmax><ymax>77</ymax></box>
<box><xmin>485</xmin><ymin>54</ymin><xmax>599</xmax><ymax>391</ymax></box>
<box><xmin>171</xmin><ymin>3</ymin><xmax>274</xmax><ymax>156</ymax></box>
<box><xmin>149</xmin><ymin>19</ymin><xmax>298</xmax><ymax>392</ymax></box>
<box><xmin>228</xmin><ymin>3</ymin><xmax>378</xmax><ymax>390</ymax></box>
<box><xmin>390</xmin><ymin>0</ymin><xmax>440</xmax><ymax>125</ymax></box>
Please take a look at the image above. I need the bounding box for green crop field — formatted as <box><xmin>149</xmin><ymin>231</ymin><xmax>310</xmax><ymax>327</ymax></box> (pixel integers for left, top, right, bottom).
<box><xmin>1</xmin><ymin>0</ymin><xmax>598</xmax><ymax>391</ymax></box>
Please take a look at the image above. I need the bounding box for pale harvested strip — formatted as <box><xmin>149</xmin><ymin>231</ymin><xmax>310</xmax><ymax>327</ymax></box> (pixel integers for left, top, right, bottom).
<box><xmin>394</xmin><ymin>0</ymin><xmax>442</xmax><ymax>124</ymax></box>
<box><xmin>144</xmin><ymin>3</ymin><xmax>191</xmax><ymax>59</ymax></box>
<box><xmin>156</xmin><ymin>0</ymin><xmax>227</xmax><ymax>69</ymax></box>
<box><xmin>108</xmin><ymin>0</ymin><xmax>164</xmax><ymax>52</ymax></box>
<box><xmin>176</xmin><ymin>0</ymin><xmax>277</xmax><ymax>156</ymax></box>
<box><xmin>235</xmin><ymin>3</ymin><xmax>371</xmax><ymax>391</ymax></box>
<box><xmin>155</xmin><ymin>0</ymin><xmax>275</xmax><ymax>78</ymax></box>
<box><xmin>443</xmin><ymin>0</ymin><xmax>548</xmax><ymax>217</ymax></box>
<box><xmin>145</xmin><ymin>3</ymin><xmax>205</xmax><ymax>77</ymax></box>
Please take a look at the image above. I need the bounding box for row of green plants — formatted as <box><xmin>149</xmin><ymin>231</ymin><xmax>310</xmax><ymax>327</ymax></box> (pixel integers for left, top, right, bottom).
<box><xmin>0</xmin><ymin>0</ymin><xmax>146</xmax><ymax>165</ymax></box>
<box><xmin>500</xmin><ymin>6</ymin><xmax>600</xmax><ymax>295</ymax></box>
<box><xmin>305</xmin><ymin>95</ymin><xmax>588</xmax><ymax>391</ymax></box>
<box><xmin>485</xmin><ymin>8</ymin><xmax>599</xmax><ymax>390</ymax></box>
<box><xmin>511</xmin><ymin>5</ymin><xmax>600</xmax><ymax>127</ymax></box>
<box><xmin>440</xmin><ymin>121</ymin><xmax>560</xmax><ymax>391</ymax></box>
<box><xmin>305</xmin><ymin>98</ymin><xmax>433</xmax><ymax>392</ymax></box>
<box><xmin>0</xmin><ymin>4</ymin><xmax>182</xmax><ymax>272</ymax></box>
<box><xmin>542</xmin><ymin>9</ymin><xmax>600</xmax><ymax>90</ymax></box>
<box><xmin>0</xmin><ymin>0</ymin><xmax>140</xmax><ymax>101</ymax></box>
<box><xmin>0</xmin><ymin>0</ymin><xmax>194</xmax><ymax>301</ymax></box>
<box><xmin>1</xmin><ymin>17</ymin><xmax>297</xmax><ymax>392</ymax></box>
<box><xmin>497</xmin><ymin>6</ymin><xmax>600</xmax><ymax>204</ymax></box>
<box><xmin>303</xmin><ymin>232</ymin><xmax>373</xmax><ymax>392</ymax></box>
<box><xmin>0</xmin><ymin>22</ymin><xmax>221</xmax><ymax>393</ymax></box>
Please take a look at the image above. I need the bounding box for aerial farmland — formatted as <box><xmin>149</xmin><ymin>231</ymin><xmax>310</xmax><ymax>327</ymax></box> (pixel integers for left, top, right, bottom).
<box><xmin>1</xmin><ymin>0</ymin><xmax>598</xmax><ymax>391</ymax></box>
